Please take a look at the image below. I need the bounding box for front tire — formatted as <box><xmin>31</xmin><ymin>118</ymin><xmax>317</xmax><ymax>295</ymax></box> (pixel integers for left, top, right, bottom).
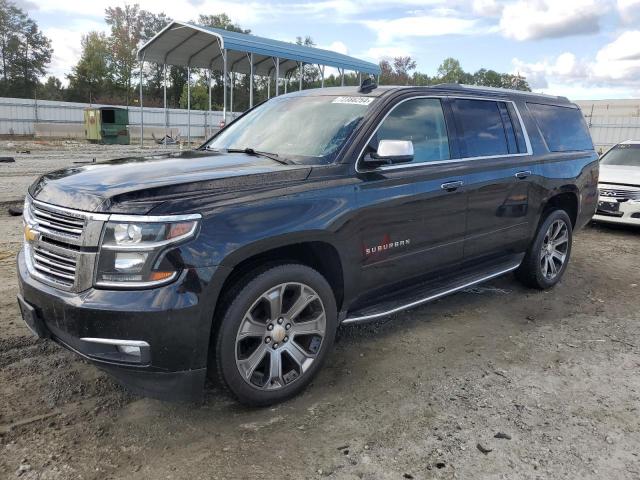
<box><xmin>516</xmin><ymin>209</ymin><xmax>573</xmax><ymax>289</ymax></box>
<box><xmin>214</xmin><ymin>264</ymin><xmax>337</xmax><ymax>406</ymax></box>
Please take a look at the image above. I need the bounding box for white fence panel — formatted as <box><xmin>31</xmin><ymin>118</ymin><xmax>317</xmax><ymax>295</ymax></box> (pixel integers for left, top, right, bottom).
<box><xmin>0</xmin><ymin>97</ymin><xmax>237</xmax><ymax>139</ymax></box>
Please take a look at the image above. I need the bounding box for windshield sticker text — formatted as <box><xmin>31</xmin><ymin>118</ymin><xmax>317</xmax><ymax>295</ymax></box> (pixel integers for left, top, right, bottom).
<box><xmin>332</xmin><ymin>97</ymin><xmax>375</xmax><ymax>105</ymax></box>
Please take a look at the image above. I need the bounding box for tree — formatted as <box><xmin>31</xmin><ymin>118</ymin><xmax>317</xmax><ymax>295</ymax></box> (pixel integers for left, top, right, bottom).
<box><xmin>66</xmin><ymin>32</ymin><xmax>112</xmax><ymax>103</ymax></box>
<box><xmin>105</xmin><ymin>4</ymin><xmax>144</xmax><ymax>105</ymax></box>
<box><xmin>196</xmin><ymin>13</ymin><xmax>250</xmax><ymax>33</ymax></box>
<box><xmin>436</xmin><ymin>57</ymin><xmax>466</xmax><ymax>84</ymax></box>
<box><xmin>0</xmin><ymin>0</ymin><xmax>52</xmax><ymax>98</ymax></box>
<box><xmin>39</xmin><ymin>76</ymin><xmax>65</xmax><ymax>100</ymax></box>
<box><xmin>393</xmin><ymin>56</ymin><xmax>416</xmax><ymax>84</ymax></box>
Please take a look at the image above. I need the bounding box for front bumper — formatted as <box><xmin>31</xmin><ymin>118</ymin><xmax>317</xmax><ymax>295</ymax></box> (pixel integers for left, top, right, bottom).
<box><xmin>594</xmin><ymin>197</ymin><xmax>640</xmax><ymax>227</ymax></box>
<box><xmin>17</xmin><ymin>248</ymin><xmax>226</xmax><ymax>402</ymax></box>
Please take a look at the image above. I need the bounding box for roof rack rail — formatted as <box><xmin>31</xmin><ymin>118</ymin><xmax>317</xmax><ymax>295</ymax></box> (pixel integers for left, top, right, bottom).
<box><xmin>433</xmin><ymin>83</ymin><xmax>568</xmax><ymax>101</ymax></box>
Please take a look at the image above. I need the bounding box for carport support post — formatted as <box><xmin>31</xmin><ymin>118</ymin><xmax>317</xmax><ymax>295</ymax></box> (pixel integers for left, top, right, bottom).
<box><xmin>187</xmin><ymin>66</ymin><xmax>191</xmax><ymax>146</ymax></box>
<box><xmin>163</xmin><ymin>64</ymin><xmax>168</xmax><ymax>148</ymax></box>
<box><xmin>319</xmin><ymin>65</ymin><xmax>325</xmax><ymax>88</ymax></box>
<box><xmin>299</xmin><ymin>62</ymin><xmax>303</xmax><ymax>91</ymax></box>
<box><xmin>230</xmin><ymin>71</ymin><xmax>234</xmax><ymax>117</ymax></box>
<box><xmin>249</xmin><ymin>53</ymin><xmax>254</xmax><ymax>108</ymax></box>
<box><xmin>341</xmin><ymin>68</ymin><xmax>345</xmax><ymax>87</ymax></box>
<box><xmin>275</xmin><ymin>57</ymin><xmax>280</xmax><ymax>96</ymax></box>
<box><xmin>139</xmin><ymin>56</ymin><xmax>144</xmax><ymax>147</ymax></box>
<box><xmin>222</xmin><ymin>49</ymin><xmax>228</xmax><ymax>124</ymax></box>
<box><xmin>208</xmin><ymin>69</ymin><xmax>212</xmax><ymax>138</ymax></box>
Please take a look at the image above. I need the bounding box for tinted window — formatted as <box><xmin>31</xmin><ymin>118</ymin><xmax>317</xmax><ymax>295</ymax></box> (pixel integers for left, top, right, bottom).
<box><xmin>452</xmin><ymin>99</ymin><xmax>510</xmax><ymax>157</ymax></box>
<box><xmin>375</xmin><ymin>98</ymin><xmax>450</xmax><ymax>164</ymax></box>
<box><xmin>206</xmin><ymin>95</ymin><xmax>375</xmax><ymax>164</ymax></box>
<box><xmin>600</xmin><ymin>143</ymin><xmax>640</xmax><ymax>167</ymax></box>
<box><xmin>527</xmin><ymin>103</ymin><xmax>593</xmax><ymax>152</ymax></box>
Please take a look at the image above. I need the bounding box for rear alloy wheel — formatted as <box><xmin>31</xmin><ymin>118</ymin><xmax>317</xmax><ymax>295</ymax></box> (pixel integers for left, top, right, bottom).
<box><xmin>516</xmin><ymin>209</ymin><xmax>573</xmax><ymax>289</ymax></box>
<box><xmin>215</xmin><ymin>265</ymin><xmax>337</xmax><ymax>406</ymax></box>
<box><xmin>539</xmin><ymin>219</ymin><xmax>569</xmax><ymax>281</ymax></box>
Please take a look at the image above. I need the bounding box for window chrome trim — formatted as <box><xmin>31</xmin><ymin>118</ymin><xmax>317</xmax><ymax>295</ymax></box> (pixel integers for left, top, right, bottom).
<box><xmin>355</xmin><ymin>94</ymin><xmax>533</xmax><ymax>174</ymax></box>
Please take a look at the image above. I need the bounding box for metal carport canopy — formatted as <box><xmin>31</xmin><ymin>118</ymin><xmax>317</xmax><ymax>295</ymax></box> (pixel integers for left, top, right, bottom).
<box><xmin>138</xmin><ymin>21</ymin><xmax>381</xmax><ymax>76</ymax></box>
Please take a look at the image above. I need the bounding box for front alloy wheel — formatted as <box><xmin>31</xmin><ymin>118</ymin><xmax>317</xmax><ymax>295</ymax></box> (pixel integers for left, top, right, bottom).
<box><xmin>235</xmin><ymin>282</ymin><xmax>327</xmax><ymax>390</ymax></box>
<box><xmin>215</xmin><ymin>264</ymin><xmax>337</xmax><ymax>406</ymax></box>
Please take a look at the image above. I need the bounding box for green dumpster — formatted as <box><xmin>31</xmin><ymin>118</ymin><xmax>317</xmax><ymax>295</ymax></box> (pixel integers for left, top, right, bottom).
<box><xmin>84</xmin><ymin>107</ymin><xmax>130</xmax><ymax>145</ymax></box>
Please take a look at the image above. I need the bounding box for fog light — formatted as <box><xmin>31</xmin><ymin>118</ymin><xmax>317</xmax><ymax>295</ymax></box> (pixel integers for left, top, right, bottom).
<box><xmin>117</xmin><ymin>345</ymin><xmax>141</xmax><ymax>357</ymax></box>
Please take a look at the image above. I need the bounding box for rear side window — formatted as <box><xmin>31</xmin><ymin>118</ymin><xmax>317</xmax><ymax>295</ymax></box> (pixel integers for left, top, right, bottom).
<box><xmin>451</xmin><ymin>99</ymin><xmax>523</xmax><ymax>158</ymax></box>
<box><xmin>527</xmin><ymin>103</ymin><xmax>593</xmax><ymax>152</ymax></box>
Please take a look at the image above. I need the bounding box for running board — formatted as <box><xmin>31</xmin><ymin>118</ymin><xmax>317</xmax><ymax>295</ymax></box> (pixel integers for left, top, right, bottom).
<box><xmin>342</xmin><ymin>258</ymin><xmax>522</xmax><ymax>325</ymax></box>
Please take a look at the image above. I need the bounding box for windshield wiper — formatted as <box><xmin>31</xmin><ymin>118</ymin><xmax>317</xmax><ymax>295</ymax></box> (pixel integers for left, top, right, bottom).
<box><xmin>225</xmin><ymin>147</ymin><xmax>293</xmax><ymax>165</ymax></box>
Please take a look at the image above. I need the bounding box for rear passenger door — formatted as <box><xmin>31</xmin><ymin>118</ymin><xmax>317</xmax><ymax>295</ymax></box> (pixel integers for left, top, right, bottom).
<box><xmin>450</xmin><ymin>98</ymin><xmax>536</xmax><ymax>262</ymax></box>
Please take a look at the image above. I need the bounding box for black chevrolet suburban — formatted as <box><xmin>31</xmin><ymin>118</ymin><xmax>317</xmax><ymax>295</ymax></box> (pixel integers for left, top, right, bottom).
<box><xmin>17</xmin><ymin>83</ymin><xmax>598</xmax><ymax>405</ymax></box>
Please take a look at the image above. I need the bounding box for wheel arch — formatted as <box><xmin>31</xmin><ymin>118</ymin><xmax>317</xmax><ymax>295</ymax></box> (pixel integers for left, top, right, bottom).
<box><xmin>540</xmin><ymin>187</ymin><xmax>579</xmax><ymax>228</ymax></box>
<box><xmin>213</xmin><ymin>236</ymin><xmax>346</xmax><ymax>327</ymax></box>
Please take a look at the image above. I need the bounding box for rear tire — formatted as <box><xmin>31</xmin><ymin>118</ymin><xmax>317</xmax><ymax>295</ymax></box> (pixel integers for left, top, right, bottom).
<box><xmin>516</xmin><ymin>209</ymin><xmax>573</xmax><ymax>289</ymax></box>
<box><xmin>214</xmin><ymin>264</ymin><xmax>337</xmax><ymax>406</ymax></box>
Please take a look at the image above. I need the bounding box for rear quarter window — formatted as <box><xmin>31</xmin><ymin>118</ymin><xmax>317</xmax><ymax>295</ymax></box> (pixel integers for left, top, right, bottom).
<box><xmin>527</xmin><ymin>103</ymin><xmax>593</xmax><ymax>152</ymax></box>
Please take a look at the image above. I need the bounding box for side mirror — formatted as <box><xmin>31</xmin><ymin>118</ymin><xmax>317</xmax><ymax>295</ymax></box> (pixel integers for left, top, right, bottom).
<box><xmin>363</xmin><ymin>140</ymin><xmax>414</xmax><ymax>167</ymax></box>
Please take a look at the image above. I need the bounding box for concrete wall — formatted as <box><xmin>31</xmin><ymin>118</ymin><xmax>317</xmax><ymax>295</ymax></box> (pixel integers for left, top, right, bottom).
<box><xmin>0</xmin><ymin>97</ymin><xmax>238</xmax><ymax>140</ymax></box>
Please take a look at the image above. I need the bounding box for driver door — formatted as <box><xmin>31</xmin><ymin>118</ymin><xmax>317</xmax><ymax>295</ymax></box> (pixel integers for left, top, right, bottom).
<box><xmin>354</xmin><ymin>97</ymin><xmax>467</xmax><ymax>294</ymax></box>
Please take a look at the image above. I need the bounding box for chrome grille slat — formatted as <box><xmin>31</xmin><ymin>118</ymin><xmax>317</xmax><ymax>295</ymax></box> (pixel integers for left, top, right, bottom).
<box><xmin>32</xmin><ymin>208</ymin><xmax>84</xmax><ymax>228</ymax></box>
<box><xmin>33</xmin><ymin>263</ymin><xmax>75</xmax><ymax>282</ymax></box>
<box><xmin>30</xmin><ymin>203</ymin><xmax>85</xmax><ymax>239</ymax></box>
<box><xmin>33</xmin><ymin>252</ymin><xmax>76</xmax><ymax>273</ymax></box>
<box><xmin>31</xmin><ymin>217</ymin><xmax>84</xmax><ymax>235</ymax></box>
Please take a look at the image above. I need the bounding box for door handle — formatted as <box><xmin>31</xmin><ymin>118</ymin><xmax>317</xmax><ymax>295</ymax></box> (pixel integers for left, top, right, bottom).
<box><xmin>515</xmin><ymin>170</ymin><xmax>532</xmax><ymax>179</ymax></box>
<box><xmin>441</xmin><ymin>181</ymin><xmax>464</xmax><ymax>192</ymax></box>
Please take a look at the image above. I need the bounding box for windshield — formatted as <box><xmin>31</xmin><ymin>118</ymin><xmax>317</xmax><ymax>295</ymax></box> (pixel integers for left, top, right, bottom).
<box><xmin>204</xmin><ymin>95</ymin><xmax>375</xmax><ymax>164</ymax></box>
<box><xmin>601</xmin><ymin>143</ymin><xmax>640</xmax><ymax>167</ymax></box>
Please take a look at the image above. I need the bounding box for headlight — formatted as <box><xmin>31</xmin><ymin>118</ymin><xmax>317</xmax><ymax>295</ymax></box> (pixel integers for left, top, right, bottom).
<box><xmin>95</xmin><ymin>215</ymin><xmax>200</xmax><ymax>288</ymax></box>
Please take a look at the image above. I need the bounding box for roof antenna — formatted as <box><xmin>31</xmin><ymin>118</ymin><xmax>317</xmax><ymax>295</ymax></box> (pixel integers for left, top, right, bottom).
<box><xmin>359</xmin><ymin>75</ymin><xmax>377</xmax><ymax>94</ymax></box>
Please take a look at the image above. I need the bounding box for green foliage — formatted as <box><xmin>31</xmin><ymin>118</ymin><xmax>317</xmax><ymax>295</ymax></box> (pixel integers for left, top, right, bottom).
<box><xmin>66</xmin><ymin>32</ymin><xmax>112</xmax><ymax>103</ymax></box>
<box><xmin>105</xmin><ymin>4</ymin><xmax>144</xmax><ymax>105</ymax></box>
<box><xmin>379</xmin><ymin>56</ymin><xmax>531</xmax><ymax>92</ymax></box>
<box><xmin>0</xmin><ymin>0</ymin><xmax>52</xmax><ymax>98</ymax></box>
<box><xmin>39</xmin><ymin>76</ymin><xmax>65</xmax><ymax>100</ymax></box>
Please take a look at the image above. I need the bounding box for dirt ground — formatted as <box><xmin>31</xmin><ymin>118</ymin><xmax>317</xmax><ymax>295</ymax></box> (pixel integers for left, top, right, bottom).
<box><xmin>1</xmin><ymin>141</ymin><xmax>639</xmax><ymax>480</ymax></box>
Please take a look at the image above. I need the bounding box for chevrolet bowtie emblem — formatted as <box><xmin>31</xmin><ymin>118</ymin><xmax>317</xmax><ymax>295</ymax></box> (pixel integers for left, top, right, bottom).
<box><xmin>24</xmin><ymin>225</ymin><xmax>39</xmax><ymax>242</ymax></box>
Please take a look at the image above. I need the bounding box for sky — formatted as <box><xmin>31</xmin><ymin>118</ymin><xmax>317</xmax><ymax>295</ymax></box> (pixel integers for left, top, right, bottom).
<box><xmin>15</xmin><ymin>0</ymin><xmax>640</xmax><ymax>100</ymax></box>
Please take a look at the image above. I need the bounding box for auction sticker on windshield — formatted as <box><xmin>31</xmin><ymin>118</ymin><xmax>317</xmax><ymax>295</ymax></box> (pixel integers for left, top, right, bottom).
<box><xmin>332</xmin><ymin>97</ymin><xmax>375</xmax><ymax>105</ymax></box>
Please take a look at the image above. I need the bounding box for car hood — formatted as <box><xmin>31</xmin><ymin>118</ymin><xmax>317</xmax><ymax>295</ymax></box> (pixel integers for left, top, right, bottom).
<box><xmin>599</xmin><ymin>164</ymin><xmax>640</xmax><ymax>186</ymax></box>
<box><xmin>29</xmin><ymin>150</ymin><xmax>312</xmax><ymax>214</ymax></box>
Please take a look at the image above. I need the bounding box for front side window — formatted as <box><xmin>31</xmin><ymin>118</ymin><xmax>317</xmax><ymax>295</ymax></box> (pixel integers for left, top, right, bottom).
<box><xmin>204</xmin><ymin>95</ymin><xmax>375</xmax><ymax>164</ymax></box>
<box><xmin>452</xmin><ymin>99</ymin><xmax>512</xmax><ymax>158</ymax></box>
<box><xmin>373</xmin><ymin>98</ymin><xmax>450</xmax><ymax>164</ymax></box>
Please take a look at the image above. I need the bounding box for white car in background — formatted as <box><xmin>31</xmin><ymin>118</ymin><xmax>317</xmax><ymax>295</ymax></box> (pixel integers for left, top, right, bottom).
<box><xmin>594</xmin><ymin>140</ymin><xmax>640</xmax><ymax>226</ymax></box>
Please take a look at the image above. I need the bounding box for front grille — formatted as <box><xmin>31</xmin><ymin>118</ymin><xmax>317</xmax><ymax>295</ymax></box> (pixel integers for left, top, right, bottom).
<box><xmin>30</xmin><ymin>202</ymin><xmax>85</xmax><ymax>240</ymax></box>
<box><xmin>599</xmin><ymin>185</ymin><xmax>640</xmax><ymax>201</ymax></box>
<box><xmin>31</xmin><ymin>245</ymin><xmax>77</xmax><ymax>287</ymax></box>
<box><xmin>24</xmin><ymin>197</ymin><xmax>109</xmax><ymax>292</ymax></box>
